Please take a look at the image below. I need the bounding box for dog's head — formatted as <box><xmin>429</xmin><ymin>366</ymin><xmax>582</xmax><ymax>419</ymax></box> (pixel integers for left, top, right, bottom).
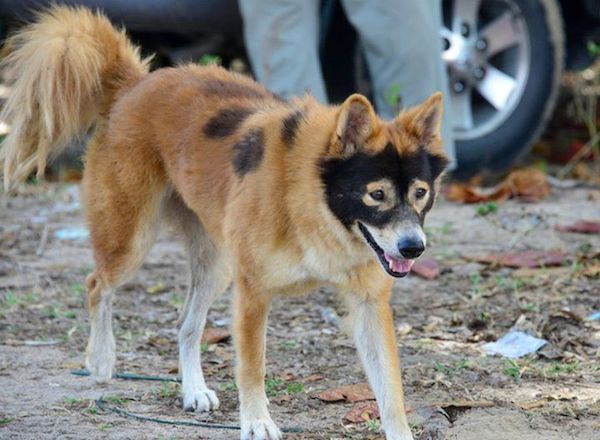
<box><xmin>320</xmin><ymin>93</ymin><xmax>449</xmax><ymax>277</ymax></box>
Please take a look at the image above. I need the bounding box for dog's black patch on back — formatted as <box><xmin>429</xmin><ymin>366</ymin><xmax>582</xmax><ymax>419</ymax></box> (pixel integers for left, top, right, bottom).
<box><xmin>204</xmin><ymin>107</ymin><xmax>254</xmax><ymax>138</ymax></box>
<box><xmin>233</xmin><ymin>127</ymin><xmax>265</xmax><ymax>176</ymax></box>
<box><xmin>281</xmin><ymin>110</ymin><xmax>304</xmax><ymax>147</ymax></box>
<box><xmin>320</xmin><ymin>143</ymin><xmax>447</xmax><ymax>228</ymax></box>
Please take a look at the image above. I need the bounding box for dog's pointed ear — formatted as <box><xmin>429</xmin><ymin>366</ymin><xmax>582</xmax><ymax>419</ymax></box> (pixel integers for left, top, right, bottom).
<box><xmin>332</xmin><ymin>94</ymin><xmax>377</xmax><ymax>156</ymax></box>
<box><xmin>398</xmin><ymin>92</ymin><xmax>444</xmax><ymax>147</ymax></box>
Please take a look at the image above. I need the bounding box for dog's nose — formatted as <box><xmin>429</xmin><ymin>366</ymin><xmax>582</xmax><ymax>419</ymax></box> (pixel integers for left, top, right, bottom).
<box><xmin>398</xmin><ymin>238</ymin><xmax>425</xmax><ymax>259</ymax></box>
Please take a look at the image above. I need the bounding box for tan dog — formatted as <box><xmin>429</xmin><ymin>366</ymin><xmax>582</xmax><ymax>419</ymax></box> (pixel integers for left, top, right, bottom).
<box><xmin>0</xmin><ymin>7</ymin><xmax>448</xmax><ymax>440</ymax></box>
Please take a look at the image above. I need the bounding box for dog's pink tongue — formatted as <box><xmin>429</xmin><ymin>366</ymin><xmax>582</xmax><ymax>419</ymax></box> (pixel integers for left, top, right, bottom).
<box><xmin>385</xmin><ymin>254</ymin><xmax>414</xmax><ymax>273</ymax></box>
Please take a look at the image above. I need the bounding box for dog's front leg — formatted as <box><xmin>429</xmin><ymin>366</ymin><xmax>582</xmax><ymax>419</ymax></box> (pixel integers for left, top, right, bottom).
<box><xmin>234</xmin><ymin>275</ymin><xmax>281</xmax><ymax>440</ymax></box>
<box><xmin>343</xmin><ymin>277</ymin><xmax>413</xmax><ymax>440</ymax></box>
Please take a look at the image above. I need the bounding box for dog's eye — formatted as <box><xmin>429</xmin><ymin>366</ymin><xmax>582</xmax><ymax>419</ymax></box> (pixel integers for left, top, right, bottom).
<box><xmin>415</xmin><ymin>188</ymin><xmax>427</xmax><ymax>200</ymax></box>
<box><xmin>369</xmin><ymin>189</ymin><xmax>385</xmax><ymax>201</ymax></box>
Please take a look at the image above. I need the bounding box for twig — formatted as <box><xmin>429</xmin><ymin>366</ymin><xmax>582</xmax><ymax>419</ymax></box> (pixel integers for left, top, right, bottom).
<box><xmin>36</xmin><ymin>225</ymin><xmax>49</xmax><ymax>256</ymax></box>
<box><xmin>95</xmin><ymin>396</ymin><xmax>303</xmax><ymax>433</ymax></box>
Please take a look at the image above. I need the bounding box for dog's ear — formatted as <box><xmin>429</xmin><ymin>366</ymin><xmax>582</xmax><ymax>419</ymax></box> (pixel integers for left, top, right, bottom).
<box><xmin>397</xmin><ymin>92</ymin><xmax>444</xmax><ymax>149</ymax></box>
<box><xmin>332</xmin><ymin>94</ymin><xmax>377</xmax><ymax>157</ymax></box>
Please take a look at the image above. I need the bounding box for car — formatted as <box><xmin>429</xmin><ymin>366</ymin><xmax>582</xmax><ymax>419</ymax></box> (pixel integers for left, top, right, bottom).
<box><xmin>0</xmin><ymin>0</ymin><xmax>598</xmax><ymax>178</ymax></box>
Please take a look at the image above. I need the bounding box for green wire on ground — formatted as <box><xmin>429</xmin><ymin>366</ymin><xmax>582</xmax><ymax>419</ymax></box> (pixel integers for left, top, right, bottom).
<box><xmin>71</xmin><ymin>369</ymin><xmax>180</xmax><ymax>382</ymax></box>
<box><xmin>72</xmin><ymin>370</ymin><xmax>303</xmax><ymax>433</ymax></box>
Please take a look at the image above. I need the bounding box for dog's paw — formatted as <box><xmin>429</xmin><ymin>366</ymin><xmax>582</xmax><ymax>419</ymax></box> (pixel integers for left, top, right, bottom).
<box><xmin>241</xmin><ymin>419</ymin><xmax>282</xmax><ymax>440</ymax></box>
<box><xmin>85</xmin><ymin>354</ymin><xmax>115</xmax><ymax>383</ymax></box>
<box><xmin>182</xmin><ymin>387</ymin><xmax>220</xmax><ymax>412</ymax></box>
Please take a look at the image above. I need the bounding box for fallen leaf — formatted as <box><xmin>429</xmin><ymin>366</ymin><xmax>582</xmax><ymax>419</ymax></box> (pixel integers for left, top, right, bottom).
<box><xmin>304</xmin><ymin>374</ymin><xmax>324</xmax><ymax>382</ymax></box>
<box><xmin>556</xmin><ymin>220</ymin><xmax>600</xmax><ymax>234</ymax></box>
<box><xmin>503</xmin><ymin>168</ymin><xmax>551</xmax><ymax>202</ymax></box>
<box><xmin>582</xmin><ymin>263</ymin><xmax>600</xmax><ymax>279</ymax></box>
<box><xmin>445</xmin><ymin>168</ymin><xmax>550</xmax><ymax>204</ymax></box>
<box><xmin>315</xmin><ymin>383</ymin><xmax>374</xmax><ymax>403</ymax></box>
<box><xmin>343</xmin><ymin>401</ymin><xmax>380</xmax><ymax>423</ymax></box>
<box><xmin>412</xmin><ymin>258</ymin><xmax>441</xmax><ymax>279</ymax></box>
<box><xmin>469</xmin><ymin>250</ymin><xmax>568</xmax><ymax>268</ymax></box>
<box><xmin>512</xmin><ymin>267</ymin><xmax>570</xmax><ymax>278</ymax></box>
<box><xmin>201</xmin><ymin>328</ymin><xmax>231</xmax><ymax>344</ymax></box>
<box><xmin>516</xmin><ymin>398</ymin><xmax>551</xmax><ymax>410</ymax></box>
<box><xmin>147</xmin><ymin>282</ymin><xmax>168</xmax><ymax>294</ymax></box>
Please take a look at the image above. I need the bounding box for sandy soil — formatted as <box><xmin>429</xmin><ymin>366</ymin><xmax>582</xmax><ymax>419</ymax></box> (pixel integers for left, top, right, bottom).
<box><xmin>1</xmin><ymin>182</ymin><xmax>599</xmax><ymax>440</ymax></box>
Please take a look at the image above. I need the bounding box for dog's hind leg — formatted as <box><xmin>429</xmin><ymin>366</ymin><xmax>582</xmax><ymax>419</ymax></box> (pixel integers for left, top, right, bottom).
<box><xmin>167</xmin><ymin>197</ymin><xmax>232</xmax><ymax>412</ymax></box>
<box><xmin>83</xmin><ymin>133</ymin><xmax>167</xmax><ymax>382</ymax></box>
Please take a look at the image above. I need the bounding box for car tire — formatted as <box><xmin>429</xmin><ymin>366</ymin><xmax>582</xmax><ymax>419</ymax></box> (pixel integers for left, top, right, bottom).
<box><xmin>445</xmin><ymin>0</ymin><xmax>565</xmax><ymax>179</ymax></box>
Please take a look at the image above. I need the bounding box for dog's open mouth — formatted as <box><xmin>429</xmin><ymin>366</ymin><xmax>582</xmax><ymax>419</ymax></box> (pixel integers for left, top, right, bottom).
<box><xmin>358</xmin><ymin>222</ymin><xmax>414</xmax><ymax>278</ymax></box>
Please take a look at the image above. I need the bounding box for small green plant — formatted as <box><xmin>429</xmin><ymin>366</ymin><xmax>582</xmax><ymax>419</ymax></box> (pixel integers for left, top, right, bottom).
<box><xmin>265</xmin><ymin>377</ymin><xmax>284</xmax><ymax>397</ymax></box>
<box><xmin>384</xmin><ymin>83</ymin><xmax>403</xmax><ymax>113</ymax></box>
<box><xmin>200</xmin><ymin>342</ymin><xmax>210</xmax><ymax>353</ymax></box>
<box><xmin>286</xmin><ymin>382</ymin><xmax>304</xmax><ymax>394</ymax></box>
<box><xmin>45</xmin><ymin>305</ymin><xmax>58</xmax><ymax>319</ymax></box>
<box><xmin>283</xmin><ymin>339</ymin><xmax>297</xmax><ymax>350</ymax></box>
<box><xmin>63</xmin><ymin>310</ymin><xmax>77</xmax><ymax>319</ymax></box>
<box><xmin>219</xmin><ymin>381</ymin><xmax>237</xmax><ymax>391</ymax></box>
<box><xmin>434</xmin><ymin>361</ymin><xmax>452</xmax><ymax>375</ymax></box>
<box><xmin>546</xmin><ymin>361</ymin><xmax>580</xmax><ymax>376</ymax></box>
<box><xmin>495</xmin><ymin>276</ymin><xmax>525</xmax><ymax>294</ymax></box>
<box><xmin>72</xmin><ymin>283</ymin><xmax>85</xmax><ymax>296</ymax></box>
<box><xmin>365</xmin><ymin>418</ymin><xmax>381</xmax><ymax>433</ymax></box>
<box><xmin>83</xmin><ymin>405</ymin><xmax>98</xmax><ymax>415</ymax></box>
<box><xmin>159</xmin><ymin>382</ymin><xmax>180</xmax><ymax>399</ymax></box>
<box><xmin>503</xmin><ymin>359</ymin><xmax>522</xmax><ymax>382</ymax></box>
<box><xmin>469</xmin><ymin>271</ymin><xmax>484</xmax><ymax>297</ymax></box>
<box><xmin>198</xmin><ymin>54</ymin><xmax>221</xmax><ymax>66</ymax></box>
<box><xmin>455</xmin><ymin>358</ymin><xmax>471</xmax><ymax>370</ymax></box>
<box><xmin>103</xmin><ymin>395</ymin><xmax>127</xmax><ymax>405</ymax></box>
<box><xmin>64</xmin><ymin>396</ymin><xmax>85</xmax><ymax>407</ymax></box>
<box><xmin>0</xmin><ymin>416</ymin><xmax>13</xmax><ymax>426</ymax></box>
<box><xmin>98</xmin><ymin>423</ymin><xmax>111</xmax><ymax>432</ymax></box>
<box><xmin>475</xmin><ymin>202</ymin><xmax>498</xmax><ymax>217</ymax></box>
<box><xmin>588</xmin><ymin>41</ymin><xmax>600</xmax><ymax>57</ymax></box>
<box><xmin>520</xmin><ymin>302</ymin><xmax>539</xmax><ymax>313</ymax></box>
<box><xmin>434</xmin><ymin>359</ymin><xmax>471</xmax><ymax>376</ymax></box>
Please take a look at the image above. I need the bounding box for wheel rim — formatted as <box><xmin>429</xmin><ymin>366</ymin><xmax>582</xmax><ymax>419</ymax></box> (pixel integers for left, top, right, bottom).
<box><xmin>442</xmin><ymin>0</ymin><xmax>531</xmax><ymax>141</ymax></box>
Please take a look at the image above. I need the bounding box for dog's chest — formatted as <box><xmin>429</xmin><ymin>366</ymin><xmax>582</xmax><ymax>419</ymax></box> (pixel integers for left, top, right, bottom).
<box><xmin>262</xmin><ymin>244</ymin><xmax>372</xmax><ymax>293</ymax></box>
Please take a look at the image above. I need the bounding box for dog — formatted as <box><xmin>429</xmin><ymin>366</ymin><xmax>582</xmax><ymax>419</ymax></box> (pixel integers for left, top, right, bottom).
<box><xmin>0</xmin><ymin>7</ymin><xmax>448</xmax><ymax>440</ymax></box>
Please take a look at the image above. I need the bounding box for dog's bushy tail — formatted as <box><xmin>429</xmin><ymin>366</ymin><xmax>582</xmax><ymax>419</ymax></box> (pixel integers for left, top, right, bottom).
<box><xmin>0</xmin><ymin>5</ymin><xmax>152</xmax><ymax>191</ymax></box>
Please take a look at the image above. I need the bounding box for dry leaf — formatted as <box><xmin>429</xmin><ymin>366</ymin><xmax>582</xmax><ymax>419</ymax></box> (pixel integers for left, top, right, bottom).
<box><xmin>470</xmin><ymin>250</ymin><xmax>567</xmax><ymax>268</ymax></box>
<box><xmin>516</xmin><ymin>398</ymin><xmax>551</xmax><ymax>410</ymax></box>
<box><xmin>147</xmin><ymin>282</ymin><xmax>168</xmax><ymax>294</ymax></box>
<box><xmin>343</xmin><ymin>401</ymin><xmax>380</xmax><ymax>423</ymax></box>
<box><xmin>315</xmin><ymin>383</ymin><xmax>374</xmax><ymax>403</ymax></box>
<box><xmin>201</xmin><ymin>327</ymin><xmax>231</xmax><ymax>344</ymax></box>
<box><xmin>582</xmin><ymin>263</ymin><xmax>600</xmax><ymax>279</ymax></box>
<box><xmin>446</xmin><ymin>168</ymin><xmax>550</xmax><ymax>204</ymax></box>
<box><xmin>556</xmin><ymin>220</ymin><xmax>600</xmax><ymax>234</ymax></box>
<box><xmin>503</xmin><ymin>168</ymin><xmax>551</xmax><ymax>202</ymax></box>
<box><xmin>412</xmin><ymin>258</ymin><xmax>441</xmax><ymax>280</ymax></box>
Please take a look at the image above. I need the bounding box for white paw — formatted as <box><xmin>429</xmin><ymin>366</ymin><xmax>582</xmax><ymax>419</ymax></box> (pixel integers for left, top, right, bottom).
<box><xmin>182</xmin><ymin>387</ymin><xmax>220</xmax><ymax>412</ymax></box>
<box><xmin>241</xmin><ymin>419</ymin><xmax>282</xmax><ymax>440</ymax></box>
<box><xmin>85</xmin><ymin>352</ymin><xmax>115</xmax><ymax>383</ymax></box>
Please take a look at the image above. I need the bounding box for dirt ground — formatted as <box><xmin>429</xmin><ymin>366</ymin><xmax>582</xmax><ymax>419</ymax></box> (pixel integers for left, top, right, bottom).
<box><xmin>0</xmin><ymin>182</ymin><xmax>599</xmax><ymax>440</ymax></box>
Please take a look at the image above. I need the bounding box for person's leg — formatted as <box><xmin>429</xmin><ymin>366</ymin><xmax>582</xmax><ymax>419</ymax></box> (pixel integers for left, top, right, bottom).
<box><xmin>238</xmin><ymin>0</ymin><xmax>327</xmax><ymax>102</ymax></box>
<box><xmin>341</xmin><ymin>0</ymin><xmax>456</xmax><ymax>164</ymax></box>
